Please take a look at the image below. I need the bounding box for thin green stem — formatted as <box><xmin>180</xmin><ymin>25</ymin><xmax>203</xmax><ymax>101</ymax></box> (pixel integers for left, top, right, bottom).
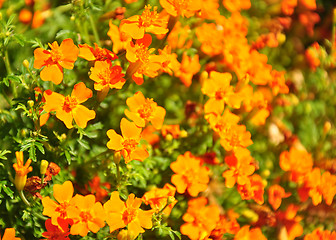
<box><xmin>116</xmin><ymin>162</ymin><xmax>121</xmax><ymax>187</ymax></box>
<box><xmin>89</xmin><ymin>13</ymin><xmax>100</xmax><ymax>46</ymax></box>
<box><xmin>0</xmin><ymin>87</ymin><xmax>11</xmax><ymax>106</ymax></box>
<box><xmin>3</xmin><ymin>50</ymin><xmax>12</xmax><ymax>75</ymax></box>
<box><xmin>19</xmin><ymin>190</ymin><xmax>31</xmax><ymax>207</ymax></box>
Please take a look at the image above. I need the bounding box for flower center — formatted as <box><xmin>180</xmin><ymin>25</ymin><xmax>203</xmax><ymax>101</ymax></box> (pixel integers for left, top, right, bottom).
<box><xmin>80</xmin><ymin>211</ymin><xmax>92</xmax><ymax>223</ymax></box>
<box><xmin>63</xmin><ymin>96</ymin><xmax>78</xmax><ymax>113</ymax></box>
<box><xmin>134</xmin><ymin>43</ymin><xmax>150</xmax><ymax>63</ymax></box>
<box><xmin>140</xmin><ymin>5</ymin><xmax>159</xmax><ymax>28</ymax></box>
<box><xmin>122</xmin><ymin>208</ymin><xmax>138</xmax><ymax>224</ymax></box>
<box><xmin>138</xmin><ymin>99</ymin><xmax>155</xmax><ymax>119</ymax></box>
<box><xmin>50</xmin><ymin>49</ymin><xmax>63</xmax><ymax>63</ymax></box>
<box><xmin>122</xmin><ymin>139</ymin><xmax>139</xmax><ymax>152</ymax></box>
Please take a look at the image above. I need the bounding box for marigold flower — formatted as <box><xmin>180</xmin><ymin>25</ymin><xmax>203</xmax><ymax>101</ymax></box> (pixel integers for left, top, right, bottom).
<box><xmin>142</xmin><ymin>183</ymin><xmax>177</xmax><ymax>215</ymax></box>
<box><xmin>233</xmin><ymin>226</ymin><xmax>266</xmax><ymax>240</ymax></box>
<box><xmin>304</xmin><ymin>228</ymin><xmax>336</xmax><ymax>240</ymax></box>
<box><xmin>276</xmin><ymin>204</ymin><xmax>303</xmax><ymax>240</ymax></box>
<box><xmin>42</xmin><ymin>181</ymin><xmax>75</xmax><ymax>226</ymax></box>
<box><xmin>160</xmin><ymin>0</ymin><xmax>202</xmax><ymax>18</ymax></box>
<box><xmin>222</xmin><ymin>148</ymin><xmax>255</xmax><ymax>188</ymax></box>
<box><xmin>237</xmin><ymin>174</ymin><xmax>265</xmax><ymax>205</ymax></box>
<box><xmin>104</xmin><ymin>191</ymin><xmax>154</xmax><ymax>238</ymax></box>
<box><xmin>12</xmin><ymin>151</ymin><xmax>33</xmax><ymax>191</ymax></box>
<box><xmin>170</xmin><ymin>151</ymin><xmax>210</xmax><ymax>197</ymax></box>
<box><xmin>281</xmin><ymin>0</ymin><xmax>297</xmax><ymax>15</ymax></box>
<box><xmin>78</xmin><ymin>43</ymin><xmax>117</xmax><ymax>62</ymax></box>
<box><xmin>125</xmin><ymin>34</ymin><xmax>163</xmax><ymax>85</ymax></box>
<box><xmin>43</xmin><ymin>82</ymin><xmax>95</xmax><ymax>129</ymax></box>
<box><xmin>161</xmin><ymin>124</ymin><xmax>181</xmax><ymax>139</ymax></box>
<box><xmin>120</xmin><ymin>5</ymin><xmax>168</xmax><ymax>39</ymax></box>
<box><xmin>196</xmin><ymin>23</ymin><xmax>224</xmax><ymax>56</ymax></box>
<box><xmin>223</xmin><ymin>0</ymin><xmax>251</xmax><ymax>12</ymax></box>
<box><xmin>210</xmin><ymin>211</ymin><xmax>240</xmax><ymax>239</ymax></box>
<box><xmin>125</xmin><ymin>91</ymin><xmax>166</xmax><ymax>129</ymax></box>
<box><xmin>1</xmin><ymin>228</ymin><xmax>21</xmax><ymax>240</ymax></box>
<box><xmin>180</xmin><ymin>197</ymin><xmax>220</xmax><ymax>240</ymax></box>
<box><xmin>158</xmin><ymin>45</ymin><xmax>181</xmax><ymax>75</ymax></box>
<box><xmin>66</xmin><ymin>194</ymin><xmax>106</xmax><ymax>237</ymax></box>
<box><xmin>34</xmin><ymin>38</ymin><xmax>79</xmax><ymax>84</ymax></box>
<box><xmin>107</xmin><ymin>21</ymin><xmax>132</xmax><ymax>54</ymax></box>
<box><xmin>268</xmin><ymin>184</ymin><xmax>291</xmax><ymax>210</ymax></box>
<box><xmin>220</xmin><ymin>125</ymin><xmax>253</xmax><ymax>152</ymax></box>
<box><xmin>87</xmin><ymin>176</ymin><xmax>111</xmax><ymax>202</ymax></box>
<box><xmin>174</xmin><ymin>52</ymin><xmax>201</xmax><ymax>87</ymax></box>
<box><xmin>106</xmin><ymin>118</ymin><xmax>149</xmax><ymax>163</ymax></box>
<box><xmin>89</xmin><ymin>60</ymin><xmax>126</xmax><ymax>92</ymax></box>
<box><xmin>42</xmin><ymin>218</ymin><xmax>71</xmax><ymax>240</ymax></box>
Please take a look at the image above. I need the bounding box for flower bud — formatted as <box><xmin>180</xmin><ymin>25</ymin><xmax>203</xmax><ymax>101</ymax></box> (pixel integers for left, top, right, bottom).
<box><xmin>113</xmin><ymin>151</ymin><xmax>121</xmax><ymax>165</ymax></box>
<box><xmin>180</xmin><ymin>130</ymin><xmax>188</xmax><ymax>138</ymax></box>
<box><xmin>27</xmin><ymin>100</ymin><xmax>34</xmax><ymax>108</ymax></box>
<box><xmin>23</xmin><ymin>59</ymin><xmax>30</xmax><ymax>69</ymax></box>
<box><xmin>40</xmin><ymin>160</ymin><xmax>49</xmax><ymax>175</ymax></box>
<box><xmin>323</xmin><ymin>121</ymin><xmax>331</xmax><ymax>134</ymax></box>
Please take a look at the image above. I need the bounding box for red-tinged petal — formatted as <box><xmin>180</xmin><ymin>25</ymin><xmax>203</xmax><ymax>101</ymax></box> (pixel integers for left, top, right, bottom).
<box><xmin>130</xmin><ymin>148</ymin><xmax>149</xmax><ymax>162</ymax></box>
<box><xmin>53</xmin><ymin>181</ymin><xmax>74</xmax><ymax>204</ymax></box>
<box><xmin>56</xmin><ymin>109</ymin><xmax>73</xmax><ymax>129</ymax></box>
<box><xmin>33</xmin><ymin>48</ymin><xmax>50</xmax><ymax>69</ymax></box>
<box><xmin>120</xmin><ymin>118</ymin><xmax>141</xmax><ymax>139</ymax></box>
<box><xmin>40</xmin><ymin>64</ymin><xmax>63</xmax><ymax>84</ymax></box>
<box><xmin>171</xmin><ymin>174</ymin><xmax>187</xmax><ymax>194</ymax></box>
<box><xmin>132</xmin><ymin>72</ymin><xmax>144</xmax><ymax>85</ymax></box>
<box><xmin>43</xmin><ymin>91</ymin><xmax>64</xmax><ymax>113</ymax></box>
<box><xmin>136</xmin><ymin>34</ymin><xmax>152</xmax><ymax>48</ymax></box>
<box><xmin>71</xmin><ymin>82</ymin><xmax>93</xmax><ymax>103</ymax></box>
<box><xmin>78</xmin><ymin>44</ymin><xmax>96</xmax><ymax>61</ymax></box>
<box><xmin>106</xmin><ymin>130</ymin><xmax>123</xmax><ymax>150</ymax></box>
<box><xmin>73</xmin><ymin>105</ymin><xmax>95</xmax><ymax>129</ymax></box>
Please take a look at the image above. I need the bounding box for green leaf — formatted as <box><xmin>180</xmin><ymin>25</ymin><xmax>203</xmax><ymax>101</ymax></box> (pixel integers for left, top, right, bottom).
<box><xmin>14</xmin><ymin>34</ymin><xmax>26</xmax><ymax>46</ymax></box>
<box><xmin>35</xmin><ymin>142</ymin><xmax>45</xmax><ymax>154</ymax></box>
<box><xmin>3</xmin><ymin>185</ymin><xmax>14</xmax><ymax>199</ymax></box>
<box><xmin>0</xmin><ymin>150</ymin><xmax>11</xmax><ymax>160</ymax></box>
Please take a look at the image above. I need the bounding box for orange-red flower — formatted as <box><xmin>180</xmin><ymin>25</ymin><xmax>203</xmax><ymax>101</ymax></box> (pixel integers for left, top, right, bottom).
<box><xmin>1</xmin><ymin>228</ymin><xmax>21</xmax><ymax>240</ymax></box>
<box><xmin>268</xmin><ymin>184</ymin><xmax>291</xmax><ymax>210</ymax></box>
<box><xmin>42</xmin><ymin>218</ymin><xmax>71</xmax><ymax>240</ymax></box>
<box><xmin>125</xmin><ymin>34</ymin><xmax>163</xmax><ymax>85</ymax></box>
<box><xmin>125</xmin><ymin>91</ymin><xmax>166</xmax><ymax>129</ymax></box>
<box><xmin>170</xmin><ymin>151</ymin><xmax>210</xmax><ymax>196</ymax></box>
<box><xmin>233</xmin><ymin>226</ymin><xmax>267</xmax><ymax>240</ymax></box>
<box><xmin>142</xmin><ymin>183</ymin><xmax>177</xmax><ymax>215</ymax></box>
<box><xmin>304</xmin><ymin>228</ymin><xmax>336</xmax><ymax>240</ymax></box>
<box><xmin>89</xmin><ymin>60</ymin><xmax>126</xmax><ymax>91</ymax></box>
<box><xmin>276</xmin><ymin>204</ymin><xmax>303</xmax><ymax>240</ymax></box>
<box><xmin>174</xmin><ymin>52</ymin><xmax>201</xmax><ymax>87</ymax></box>
<box><xmin>12</xmin><ymin>151</ymin><xmax>32</xmax><ymax>191</ymax></box>
<box><xmin>160</xmin><ymin>0</ymin><xmax>202</xmax><ymax>18</ymax></box>
<box><xmin>120</xmin><ymin>5</ymin><xmax>168</xmax><ymax>39</ymax></box>
<box><xmin>106</xmin><ymin>118</ymin><xmax>149</xmax><ymax>163</ymax></box>
<box><xmin>42</xmin><ymin>181</ymin><xmax>75</xmax><ymax>226</ymax></box>
<box><xmin>180</xmin><ymin>197</ymin><xmax>220</xmax><ymax>240</ymax></box>
<box><xmin>66</xmin><ymin>194</ymin><xmax>106</xmax><ymax>237</ymax></box>
<box><xmin>222</xmin><ymin>148</ymin><xmax>255</xmax><ymax>188</ymax></box>
<box><xmin>107</xmin><ymin>21</ymin><xmax>132</xmax><ymax>54</ymax></box>
<box><xmin>78</xmin><ymin>43</ymin><xmax>117</xmax><ymax>62</ymax></box>
<box><xmin>104</xmin><ymin>191</ymin><xmax>154</xmax><ymax>238</ymax></box>
<box><xmin>34</xmin><ymin>39</ymin><xmax>79</xmax><ymax>84</ymax></box>
<box><xmin>43</xmin><ymin>82</ymin><xmax>95</xmax><ymax>129</ymax></box>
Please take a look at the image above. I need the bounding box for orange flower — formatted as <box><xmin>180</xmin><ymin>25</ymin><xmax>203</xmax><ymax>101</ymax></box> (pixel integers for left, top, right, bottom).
<box><xmin>222</xmin><ymin>148</ymin><xmax>255</xmax><ymax>188</ymax></box>
<box><xmin>237</xmin><ymin>174</ymin><xmax>265</xmax><ymax>205</ymax></box>
<box><xmin>174</xmin><ymin>52</ymin><xmax>201</xmax><ymax>87</ymax></box>
<box><xmin>220</xmin><ymin>125</ymin><xmax>253</xmax><ymax>152</ymax></box>
<box><xmin>107</xmin><ymin>21</ymin><xmax>132</xmax><ymax>54</ymax></box>
<box><xmin>269</xmin><ymin>70</ymin><xmax>289</xmax><ymax>96</ymax></box>
<box><xmin>160</xmin><ymin>0</ymin><xmax>202</xmax><ymax>18</ymax></box>
<box><xmin>42</xmin><ymin>181</ymin><xmax>75</xmax><ymax>226</ymax></box>
<box><xmin>125</xmin><ymin>91</ymin><xmax>166</xmax><ymax>129</ymax></box>
<box><xmin>12</xmin><ymin>151</ymin><xmax>32</xmax><ymax>191</ymax></box>
<box><xmin>304</xmin><ymin>229</ymin><xmax>336</xmax><ymax>240</ymax></box>
<box><xmin>106</xmin><ymin>118</ymin><xmax>149</xmax><ymax>163</ymax></box>
<box><xmin>170</xmin><ymin>151</ymin><xmax>210</xmax><ymax>197</ymax></box>
<box><xmin>1</xmin><ymin>228</ymin><xmax>21</xmax><ymax>240</ymax></box>
<box><xmin>202</xmin><ymin>71</ymin><xmax>242</xmax><ymax>115</ymax></box>
<box><xmin>120</xmin><ymin>5</ymin><xmax>168</xmax><ymax>39</ymax></box>
<box><xmin>141</xmin><ymin>125</ymin><xmax>160</xmax><ymax>146</ymax></box>
<box><xmin>279</xmin><ymin>147</ymin><xmax>313</xmax><ymax>182</ymax></box>
<box><xmin>19</xmin><ymin>9</ymin><xmax>33</xmax><ymax>24</ymax></box>
<box><xmin>268</xmin><ymin>184</ymin><xmax>291</xmax><ymax>210</ymax></box>
<box><xmin>104</xmin><ymin>191</ymin><xmax>154</xmax><ymax>238</ymax></box>
<box><xmin>89</xmin><ymin>60</ymin><xmax>126</xmax><ymax>91</ymax></box>
<box><xmin>66</xmin><ymin>194</ymin><xmax>106</xmax><ymax>237</ymax></box>
<box><xmin>142</xmin><ymin>183</ymin><xmax>177</xmax><ymax>215</ymax></box>
<box><xmin>276</xmin><ymin>204</ymin><xmax>303</xmax><ymax>240</ymax></box>
<box><xmin>78</xmin><ymin>43</ymin><xmax>117</xmax><ymax>62</ymax></box>
<box><xmin>42</xmin><ymin>218</ymin><xmax>71</xmax><ymax>240</ymax></box>
<box><xmin>234</xmin><ymin>226</ymin><xmax>267</xmax><ymax>240</ymax></box>
<box><xmin>196</xmin><ymin>23</ymin><xmax>224</xmax><ymax>56</ymax></box>
<box><xmin>161</xmin><ymin>124</ymin><xmax>181</xmax><ymax>139</ymax></box>
<box><xmin>125</xmin><ymin>34</ymin><xmax>163</xmax><ymax>85</ymax></box>
<box><xmin>34</xmin><ymin>39</ymin><xmax>79</xmax><ymax>84</ymax></box>
<box><xmin>281</xmin><ymin>0</ymin><xmax>297</xmax><ymax>15</ymax></box>
<box><xmin>299</xmin><ymin>0</ymin><xmax>316</xmax><ymax>10</ymax></box>
<box><xmin>43</xmin><ymin>82</ymin><xmax>95</xmax><ymax>129</ymax></box>
<box><xmin>223</xmin><ymin>0</ymin><xmax>251</xmax><ymax>12</ymax></box>
<box><xmin>87</xmin><ymin>176</ymin><xmax>111</xmax><ymax>202</ymax></box>
<box><xmin>158</xmin><ymin>45</ymin><xmax>181</xmax><ymax>75</ymax></box>
<box><xmin>210</xmin><ymin>211</ymin><xmax>240</xmax><ymax>239</ymax></box>
<box><xmin>180</xmin><ymin>197</ymin><xmax>220</xmax><ymax>240</ymax></box>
